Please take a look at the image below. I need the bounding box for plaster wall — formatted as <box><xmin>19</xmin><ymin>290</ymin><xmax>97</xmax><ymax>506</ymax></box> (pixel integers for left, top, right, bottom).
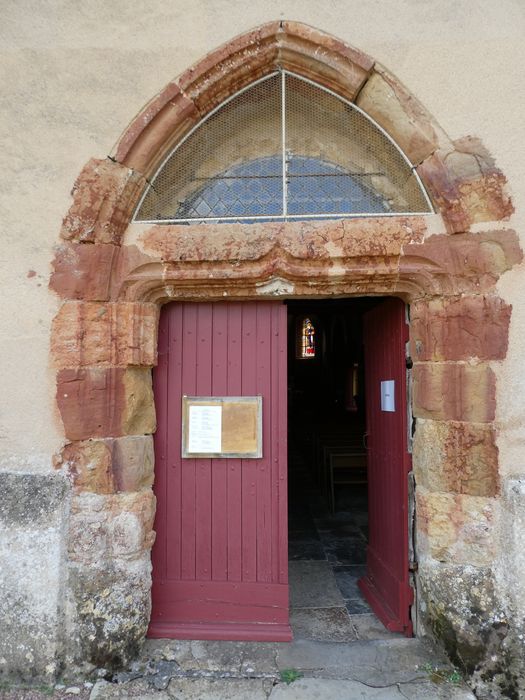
<box><xmin>2</xmin><ymin>1</ymin><xmax>525</xmax><ymax>696</ymax></box>
<box><xmin>2</xmin><ymin>0</ymin><xmax>524</xmax><ymax>465</ymax></box>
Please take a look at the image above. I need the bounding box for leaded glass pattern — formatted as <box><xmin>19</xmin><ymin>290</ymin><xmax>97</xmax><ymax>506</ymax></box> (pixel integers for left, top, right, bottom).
<box><xmin>134</xmin><ymin>71</ymin><xmax>432</xmax><ymax>224</ymax></box>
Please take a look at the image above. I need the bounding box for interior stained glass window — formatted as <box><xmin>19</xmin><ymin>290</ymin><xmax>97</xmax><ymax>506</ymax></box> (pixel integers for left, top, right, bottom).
<box><xmin>297</xmin><ymin>318</ymin><xmax>316</xmax><ymax>359</ymax></box>
<box><xmin>134</xmin><ymin>71</ymin><xmax>433</xmax><ymax>224</ymax></box>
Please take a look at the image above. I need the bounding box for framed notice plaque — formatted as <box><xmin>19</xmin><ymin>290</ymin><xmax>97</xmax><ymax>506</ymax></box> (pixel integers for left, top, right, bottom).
<box><xmin>182</xmin><ymin>396</ymin><xmax>262</xmax><ymax>459</ymax></box>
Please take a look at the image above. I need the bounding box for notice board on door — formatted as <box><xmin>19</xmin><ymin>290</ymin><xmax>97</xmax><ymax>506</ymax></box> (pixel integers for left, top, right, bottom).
<box><xmin>181</xmin><ymin>396</ymin><xmax>262</xmax><ymax>459</ymax></box>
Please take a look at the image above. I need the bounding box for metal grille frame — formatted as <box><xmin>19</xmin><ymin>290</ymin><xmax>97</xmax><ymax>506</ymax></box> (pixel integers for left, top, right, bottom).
<box><xmin>133</xmin><ymin>70</ymin><xmax>434</xmax><ymax>224</ymax></box>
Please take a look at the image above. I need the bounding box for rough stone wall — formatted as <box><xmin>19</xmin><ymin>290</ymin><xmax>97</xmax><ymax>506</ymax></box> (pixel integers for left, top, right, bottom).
<box><xmin>2</xmin><ymin>4</ymin><xmax>525</xmax><ymax>699</ymax></box>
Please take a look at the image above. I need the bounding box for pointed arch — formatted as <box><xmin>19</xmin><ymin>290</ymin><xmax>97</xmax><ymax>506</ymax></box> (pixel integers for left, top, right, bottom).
<box><xmin>51</xmin><ymin>21</ymin><xmax>520</xmax><ymax>670</ymax></box>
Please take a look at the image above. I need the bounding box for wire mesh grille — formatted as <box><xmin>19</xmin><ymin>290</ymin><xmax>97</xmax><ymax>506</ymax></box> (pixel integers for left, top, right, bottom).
<box><xmin>135</xmin><ymin>71</ymin><xmax>432</xmax><ymax>223</ymax></box>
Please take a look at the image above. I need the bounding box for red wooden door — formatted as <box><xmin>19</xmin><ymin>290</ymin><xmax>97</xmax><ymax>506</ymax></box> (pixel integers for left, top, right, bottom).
<box><xmin>359</xmin><ymin>297</ymin><xmax>413</xmax><ymax>635</ymax></box>
<box><xmin>150</xmin><ymin>301</ymin><xmax>291</xmax><ymax>641</ymax></box>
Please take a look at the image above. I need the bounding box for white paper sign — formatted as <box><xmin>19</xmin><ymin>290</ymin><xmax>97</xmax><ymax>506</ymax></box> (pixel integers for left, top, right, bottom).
<box><xmin>381</xmin><ymin>380</ymin><xmax>395</xmax><ymax>412</ymax></box>
<box><xmin>188</xmin><ymin>405</ymin><xmax>222</xmax><ymax>453</ymax></box>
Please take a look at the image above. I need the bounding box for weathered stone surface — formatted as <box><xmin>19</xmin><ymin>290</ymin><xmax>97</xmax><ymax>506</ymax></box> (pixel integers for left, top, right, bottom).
<box><xmin>50</xmin><ymin>242</ymin><xmax>159</xmax><ymax>302</ymax></box>
<box><xmin>112</xmin><ymin>88</ymin><xmax>199</xmax><ymax>177</ymax></box>
<box><xmin>140</xmin><ymin>216</ymin><xmax>424</xmax><ymax>263</ymax></box>
<box><xmin>56</xmin><ymin>367</ymin><xmax>155</xmax><ymax>440</ymax></box>
<box><xmin>68</xmin><ymin>490</ymin><xmax>156</xmax><ymax>563</ymax></box>
<box><xmin>413</xmin><ymin>420</ymin><xmax>498</xmax><ymax>497</ymax></box>
<box><xmin>413</xmin><ymin>363</ymin><xmax>495</xmax><ymax>423</ymax></box>
<box><xmin>278</xmin><ymin>21</ymin><xmax>373</xmax><ymax>102</ymax></box>
<box><xmin>61</xmin><ymin>159</ymin><xmax>146</xmax><ymax>245</ymax></box>
<box><xmin>57</xmin><ymin>435</ymin><xmax>154</xmax><ymax>494</ymax></box>
<box><xmin>59</xmin><ymin>439</ymin><xmax>114</xmax><ymax>494</ymax></box>
<box><xmin>68</xmin><ymin>556</ymin><xmax>152</xmax><ymax>670</ymax></box>
<box><xmin>399</xmin><ymin>230</ymin><xmax>522</xmax><ymax>297</ymax></box>
<box><xmin>52</xmin><ymin>301</ymin><xmax>159</xmax><ymax>368</ymax></box>
<box><xmin>50</xmin><ymin>243</ymin><xmax>120</xmax><ymax>302</ymax></box>
<box><xmin>416</xmin><ymin>487</ymin><xmax>496</xmax><ymax>565</ymax></box>
<box><xmin>410</xmin><ymin>296</ymin><xmax>511</xmax><ymax>361</ymax></box>
<box><xmin>356</xmin><ymin>66</ymin><xmax>447</xmax><ymax>165</ymax></box>
<box><xmin>0</xmin><ymin>473</ymin><xmax>69</xmax><ymax>682</ymax></box>
<box><xmin>418</xmin><ymin>561</ymin><xmax>523</xmax><ymax>699</ymax></box>
<box><xmin>417</xmin><ymin>137</ymin><xmax>514</xmax><ymax>233</ymax></box>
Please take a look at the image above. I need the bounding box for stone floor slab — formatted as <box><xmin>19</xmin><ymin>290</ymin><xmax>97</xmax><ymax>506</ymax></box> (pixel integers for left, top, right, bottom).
<box><xmin>268</xmin><ymin>677</ymin><xmax>475</xmax><ymax>699</ymax></box>
<box><xmin>351</xmin><ymin>614</ymin><xmax>403</xmax><ymax>641</ymax></box>
<box><xmin>269</xmin><ymin>677</ymin><xmax>406</xmax><ymax>699</ymax></box>
<box><xmin>168</xmin><ymin>677</ymin><xmax>270</xmax><ymax>699</ymax></box>
<box><xmin>277</xmin><ymin>638</ymin><xmax>454</xmax><ymax>685</ymax></box>
<box><xmin>290</xmin><ymin>607</ymin><xmax>357</xmax><ymax>642</ymax></box>
<box><xmin>288</xmin><ymin>561</ymin><xmax>343</xmax><ymax>608</ymax></box>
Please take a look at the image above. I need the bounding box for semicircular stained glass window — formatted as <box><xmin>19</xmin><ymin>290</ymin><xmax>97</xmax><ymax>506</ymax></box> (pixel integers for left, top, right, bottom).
<box><xmin>134</xmin><ymin>71</ymin><xmax>432</xmax><ymax>224</ymax></box>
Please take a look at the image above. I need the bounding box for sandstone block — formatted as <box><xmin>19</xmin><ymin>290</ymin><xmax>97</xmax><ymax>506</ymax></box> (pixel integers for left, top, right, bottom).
<box><xmin>52</xmin><ymin>301</ymin><xmax>158</xmax><ymax>368</ymax></box>
<box><xmin>413</xmin><ymin>362</ymin><xmax>495</xmax><ymax>422</ymax></box>
<box><xmin>69</xmin><ymin>490</ymin><xmax>156</xmax><ymax>563</ymax></box>
<box><xmin>60</xmin><ymin>158</ymin><xmax>146</xmax><ymax>245</ymax></box>
<box><xmin>112</xmin><ymin>87</ymin><xmax>199</xmax><ymax>176</ymax></box>
<box><xmin>399</xmin><ymin>230</ymin><xmax>522</xmax><ymax>297</ymax></box>
<box><xmin>410</xmin><ymin>296</ymin><xmax>511</xmax><ymax>361</ymax></box>
<box><xmin>413</xmin><ymin>419</ymin><xmax>498</xmax><ymax>497</ymax></box>
<box><xmin>110</xmin><ymin>434</ymin><xmax>155</xmax><ymax>492</ymax></box>
<box><xmin>49</xmin><ymin>242</ymin><xmax>119</xmax><ymax>301</ymax></box>
<box><xmin>356</xmin><ymin>67</ymin><xmax>446</xmax><ymax>165</ymax></box>
<box><xmin>68</xmin><ymin>556</ymin><xmax>152</xmax><ymax>669</ymax></box>
<box><xmin>416</xmin><ymin>487</ymin><xmax>496</xmax><ymax>566</ymax></box>
<box><xmin>59</xmin><ymin>439</ymin><xmax>114</xmax><ymax>494</ymax></box>
<box><xmin>278</xmin><ymin>21</ymin><xmax>373</xmax><ymax>102</ymax></box>
<box><xmin>417</xmin><ymin>138</ymin><xmax>513</xmax><ymax>233</ymax></box>
<box><xmin>57</xmin><ymin>435</ymin><xmax>154</xmax><ymax>494</ymax></box>
<box><xmin>56</xmin><ymin>367</ymin><xmax>156</xmax><ymax>440</ymax></box>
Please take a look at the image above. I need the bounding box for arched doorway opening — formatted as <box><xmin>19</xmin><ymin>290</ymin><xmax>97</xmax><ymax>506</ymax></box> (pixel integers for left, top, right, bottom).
<box><xmin>51</xmin><ymin>21</ymin><xmax>517</xmax><ymax>670</ymax></box>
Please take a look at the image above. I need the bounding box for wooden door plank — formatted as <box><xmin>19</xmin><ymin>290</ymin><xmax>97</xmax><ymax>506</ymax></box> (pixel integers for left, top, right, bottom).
<box><xmin>226</xmin><ymin>304</ymin><xmax>243</xmax><ymax>582</ymax></box>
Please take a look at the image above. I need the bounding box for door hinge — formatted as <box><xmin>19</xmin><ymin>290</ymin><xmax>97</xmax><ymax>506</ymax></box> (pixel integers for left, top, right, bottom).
<box><xmin>409</xmin><ymin>561</ymin><xmax>418</xmax><ymax>573</ymax></box>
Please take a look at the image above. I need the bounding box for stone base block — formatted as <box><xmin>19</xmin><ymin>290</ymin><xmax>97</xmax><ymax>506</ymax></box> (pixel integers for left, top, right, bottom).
<box><xmin>418</xmin><ymin>560</ymin><xmax>525</xmax><ymax>699</ymax></box>
<box><xmin>67</xmin><ymin>556</ymin><xmax>152</xmax><ymax>671</ymax></box>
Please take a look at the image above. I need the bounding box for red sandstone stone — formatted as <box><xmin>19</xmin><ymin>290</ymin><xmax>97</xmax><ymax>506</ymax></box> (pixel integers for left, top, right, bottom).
<box><xmin>113</xmin><ymin>90</ymin><xmax>200</xmax><ymax>177</ymax></box>
<box><xmin>57</xmin><ymin>435</ymin><xmax>154</xmax><ymax>495</ymax></box>
<box><xmin>49</xmin><ymin>243</ymin><xmax>158</xmax><ymax>302</ymax></box>
<box><xmin>417</xmin><ymin>138</ymin><xmax>514</xmax><ymax>233</ymax></box>
<box><xmin>60</xmin><ymin>159</ymin><xmax>145</xmax><ymax>245</ymax></box>
<box><xmin>52</xmin><ymin>301</ymin><xmax>158</xmax><ymax>368</ymax></box>
<box><xmin>140</xmin><ymin>217</ymin><xmax>425</xmax><ymax>264</ymax></box>
<box><xmin>410</xmin><ymin>295</ymin><xmax>511</xmax><ymax>361</ymax></box>
<box><xmin>56</xmin><ymin>367</ymin><xmax>155</xmax><ymax>440</ymax></box>
<box><xmin>49</xmin><ymin>243</ymin><xmax>119</xmax><ymax>301</ymax></box>
<box><xmin>399</xmin><ymin>230</ymin><xmax>522</xmax><ymax>297</ymax></box>
<box><xmin>59</xmin><ymin>439</ymin><xmax>114</xmax><ymax>494</ymax></box>
<box><xmin>416</xmin><ymin>487</ymin><xmax>496</xmax><ymax>565</ymax></box>
<box><xmin>356</xmin><ymin>66</ymin><xmax>446</xmax><ymax>165</ymax></box>
<box><xmin>177</xmin><ymin>24</ymin><xmax>281</xmax><ymax>115</ymax></box>
<box><xmin>412</xmin><ymin>362</ymin><xmax>496</xmax><ymax>422</ymax></box>
<box><xmin>277</xmin><ymin>22</ymin><xmax>373</xmax><ymax>101</ymax></box>
<box><xmin>413</xmin><ymin>419</ymin><xmax>498</xmax><ymax>497</ymax></box>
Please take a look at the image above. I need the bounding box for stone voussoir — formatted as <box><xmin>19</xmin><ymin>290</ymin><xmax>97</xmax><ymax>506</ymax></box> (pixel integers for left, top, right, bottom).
<box><xmin>56</xmin><ymin>366</ymin><xmax>156</xmax><ymax>440</ymax></box>
<box><xmin>52</xmin><ymin>300</ymin><xmax>159</xmax><ymax>368</ymax></box>
<box><xmin>417</xmin><ymin>137</ymin><xmax>514</xmax><ymax>233</ymax></box>
<box><xmin>356</xmin><ymin>64</ymin><xmax>449</xmax><ymax>166</ymax></box>
<box><xmin>60</xmin><ymin>158</ymin><xmax>146</xmax><ymax>245</ymax></box>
